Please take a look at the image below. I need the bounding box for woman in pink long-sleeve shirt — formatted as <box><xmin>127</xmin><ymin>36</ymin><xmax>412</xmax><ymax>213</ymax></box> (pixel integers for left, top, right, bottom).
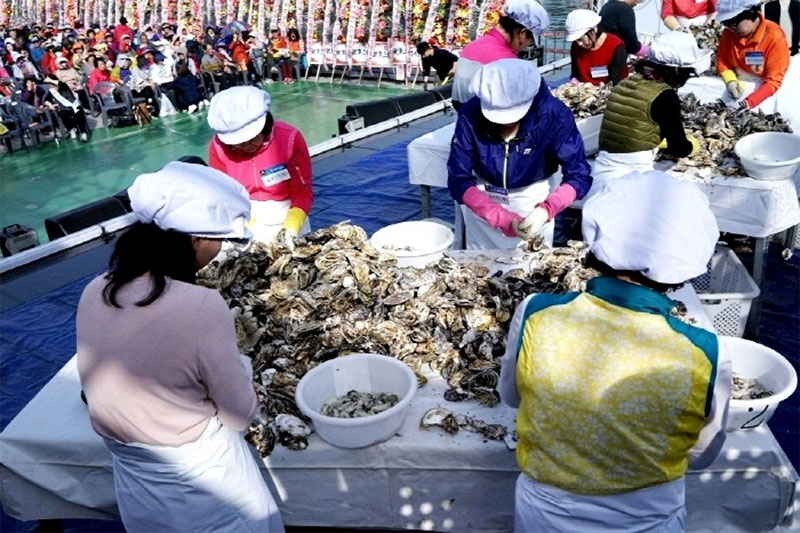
<box><xmin>76</xmin><ymin>161</ymin><xmax>283</xmax><ymax>532</ymax></box>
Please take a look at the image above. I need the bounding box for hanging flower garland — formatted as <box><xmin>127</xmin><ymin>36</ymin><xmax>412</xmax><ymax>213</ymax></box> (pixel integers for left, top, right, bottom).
<box><xmin>353</xmin><ymin>0</ymin><xmax>368</xmax><ymax>43</ymax></box>
<box><xmin>366</xmin><ymin>0</ymin><xmax>378</xmax><ymax>54</ymax></box>
<box><xmin>375</xmin><ymin>0</ymin><xmax>390</xmax><ymax>41</ymax></box>
<box><xmin>321</xmin><ymin>0</ymin><xmax>333</xmax><ymax>47</ymax></box>
<box><xmin>389</xmin><ymin>0</ymin><xmax>400</xmax><ymax>40</ymax></box>
<box><xmin>477</xmin><ymin>0</ymin><xmax>501</xmax><ymax>36</ymax></box>
<box><xmin>428</xmin><ymin>0</ymin><xmax>448</xmax><ymax>45</ymax></box>
<box><xmin>280</xmin><ymin>0</ymin><xmax>291</xmax><ymax>36</ymax></box>
<box><xmin>403</xmin><ymin>0</ymin><xmax>411</xmax><ymax>48</ymax></box>
<box><xmin>410</xmin><ymin>0</ymin><xmax>427</xmax><ymax>42</ymax></box>
<box><xmin>305</xmin><ymin>0</ymin><xmax>315</xmax><ymax>43</ymax></box>
<box><xmin>345</xmin><ymin>0</ymin><xmax>358</xmax><ymax>49</ymax></box>
<box><xmin>269</xmin><ymin>0</ymin><xmax>280</xmax><ymax>32</ymax></box>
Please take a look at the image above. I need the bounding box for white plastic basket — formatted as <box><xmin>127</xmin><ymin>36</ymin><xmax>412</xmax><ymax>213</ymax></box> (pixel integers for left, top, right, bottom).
<box><xmin>689</xmin><ymin>246</ymin><xmax>760</xmax><ymax>337</ymax></box>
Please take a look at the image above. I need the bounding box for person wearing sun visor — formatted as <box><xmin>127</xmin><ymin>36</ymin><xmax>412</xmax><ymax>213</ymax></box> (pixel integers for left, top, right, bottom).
<box><xmin>716</xmin><ymin>0</ymin><xmax>794</xmax><ymax>115</ymax></box>
<box><xmin>207</xmin><ymin>86</ymin><xmax>313</xmax><ymax>243</ymax></box>
<box><xmin>447</xmin><ymin>58</ymin><xmax>592</xmax><ymax>249</ymax></box>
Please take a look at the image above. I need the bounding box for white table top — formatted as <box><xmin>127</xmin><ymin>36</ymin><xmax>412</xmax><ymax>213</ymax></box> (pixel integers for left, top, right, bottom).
<box><xmin>1</xmin><ymin>253</ymin><xmax>797</xmax><ymax>531</ymax></box>
<box><xmin>407</xmin><ymin>124</ymin><xmax>800</xmax><ymax>237</ymax></box>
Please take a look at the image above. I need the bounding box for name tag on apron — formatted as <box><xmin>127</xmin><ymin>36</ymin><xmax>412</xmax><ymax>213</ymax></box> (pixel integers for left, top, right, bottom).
<box><xmin>259</xmin><ymin>164</ymin><xmax>291</xmax><ymax>187</ymax></box>
<box><xmin>485</xmin><ymin>184</ymin><xmax>510</xmax><ymax>205</ymax></box>
<box><xmin>744</xmin><ymin>51</ymin><xmax>764</xmax><ymax>66</ymax></box>
<box><xmin>590</xmin><ymin>66</ymin><xmax>609</xmax><ymax>79</ymax></box>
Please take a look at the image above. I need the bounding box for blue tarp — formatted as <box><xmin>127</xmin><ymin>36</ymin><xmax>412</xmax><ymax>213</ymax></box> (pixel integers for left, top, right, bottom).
<box><xmin>0</xmin><ymin>139</ymin><xmax>798</xmax><ymax>532</ymax></box>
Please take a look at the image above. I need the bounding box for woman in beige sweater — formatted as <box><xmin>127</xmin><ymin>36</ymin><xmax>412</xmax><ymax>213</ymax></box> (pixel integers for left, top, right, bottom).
<box><xmin>76</xmin><ymin>161</ymin><xmax>284</xmax><ymax>532</ymax></box>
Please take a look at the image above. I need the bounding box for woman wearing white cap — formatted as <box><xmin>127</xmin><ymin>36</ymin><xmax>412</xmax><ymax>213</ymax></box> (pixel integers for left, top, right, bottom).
<box><xmin>565</xmin><ymin>9</ymin><xmax>629</xmax><ymax>86</ymax></box>
<box><xmin>448</xmin><ymin>59</ymin><xmax>592</xmax><ymax>249</ymax></box>
<box><xmin>499</xmin><ymin>170</ymin><xmax>730</xmax><ymax>532</ymax></box>
<box><xmin>207</xmin><ymin>86</ymin><xmax>312</xmax><ymax>242</ymax></box>
<box><xmin>451</xmin><ymin>0</ymin><xmax>550</xmax><ymax>108</ymax></box>
<box><xmin>715</xmin><ymin>0</ymin><xmax>799</xmax><ymax>126</ymax></box>
<box><xmin>76</xmin><ymin>161</ymin><xmax>284</xmax><ymax>532</ymax></box>
<box><xmin>592</xmin><ymin>32</ymin><xmax>706</xmax><ymax>189</ymax></box>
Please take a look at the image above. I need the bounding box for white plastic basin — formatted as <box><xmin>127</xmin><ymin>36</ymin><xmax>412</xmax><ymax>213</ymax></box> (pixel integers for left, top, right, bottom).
<box><xmin>734</xmin><ymin>132</ymin><xmax>800</xmax><ymax>181</ymax></box>
<box><xmin>295</xmin><ymin>353</ymin><xmax>417</xmax><ymax>448</ymax></box>
<box><xmin>720</xmin><ymin>336</ymin><xmax>798</xmax><ymax>431</ymax></box>
<box><xmin>370</xmin><ymin>220</ymin><xmax>454</xmax><ymax>268</ymax></box>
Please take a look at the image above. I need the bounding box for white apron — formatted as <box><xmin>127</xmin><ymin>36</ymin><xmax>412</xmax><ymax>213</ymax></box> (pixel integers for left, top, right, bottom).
<box><xmin>104</xmin><ymin>417</ymin><xmax>284</xmax><ymax>533</ymax></box>
<box><xmin>249</xmin><ymin>199</ymin><xmax>311</xmax><ymax>243</ymax></box>
<box><xmin>514</xmin><ymin>473</ymin><xmax>687</xmax><ymax>533</ymax></box>
<box><xmin>676</xmin><ymin>14</ymin><xmax>709</xmax><ymax>27</ymax></box>
<box><xmin>461</xmin><ymin>179</ymin><xmax>554</xmax><ymax>249</ymax></box>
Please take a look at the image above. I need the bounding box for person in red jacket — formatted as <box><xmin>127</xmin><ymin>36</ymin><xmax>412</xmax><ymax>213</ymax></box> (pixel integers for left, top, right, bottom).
<box><xmin>662</xmin><ymin>0</ymin><xmax>717</xmax><ymax>30</ymax></box>
<box><xmin>566</xmin><ymin>9</ymin><xmax>629</xmax><ymax>85</ymax></box>
<box><xmin>206</xmin><ymin>86</ymin><xmax>313</xmax><ymax>243</ymax></box>
<box><xmin>113</xmin><ymin>17</ymin><xmax>135</xmax><ymax>46</ymax></box>
<box><xmin>39</xmin><ymin>41</ymin><xmax>58</xmax><ymax>76</ymax></box>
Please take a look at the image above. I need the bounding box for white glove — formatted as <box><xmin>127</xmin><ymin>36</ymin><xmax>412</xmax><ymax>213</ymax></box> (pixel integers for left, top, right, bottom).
<box><xmin>512</xmin><ymin>207</ymin><xmax>549</xmax><ymax>240</ymax></box>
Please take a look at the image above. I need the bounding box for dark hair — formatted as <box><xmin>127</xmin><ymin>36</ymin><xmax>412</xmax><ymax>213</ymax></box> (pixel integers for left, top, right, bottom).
<box><xmin>137</xmin><ymin>54</ymin><xmax>148</xmax><ymax>68</ymax></box>
<box><xmin>177</xmin><ymin>155</ymin><xmax>208</xmax><ymax>165</ymax></box>
<box><xmin>175</xmin><ymin>59</ymin><xmax>189</xmax><ymax>76</ymax></box>
<box><xmin>584</xmin><ymin>252</ymin><xmax>684</xmax><ymax>293</ymax></box>
<box><xmin>119</xmin><ymin>16</ymin><xmax>128</xmax><ymax>25</ymax></box>
<box><xmin>498</xmin><ymin>15</ymin><xmax>525</xmax><ymax>35</ymax></box>
<box><xmin>288</xmin><ymin>28</ymin><xmax>300</xmax><ymax>41</ymax></box>
<box><xmin>262</xmin><ymin>111</ymin><xmax>275</xmax><ymax>137</ymax></box>
<box><xmin>634</xmin><ymin>59</ymin><xmax>694</xmax><ymax>88</ymax></box>
<box><xmin>416</xmin><ymin>41</ymin><xmax>431</xmax><ymax>55</ymax></box>
<box><xmin>103</xmin><ymin>222</ymin><xmax>196</xmax><ymax>308</ymax></box>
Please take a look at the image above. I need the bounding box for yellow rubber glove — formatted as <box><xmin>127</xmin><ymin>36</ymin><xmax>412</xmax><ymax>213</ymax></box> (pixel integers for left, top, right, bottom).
<box><xmin>282</xmin><ymin>207</ymin><xmax>307</xmax><ymax>234</ymax></box>
<box><xmin>658</xmin><ymin>138</ymin><xmax>668</xmax><ymax>150</ymax></box>
<box><xmin>720</xmin><ymin>70</ymin><xmax>744</xmax><ymax>99</ymax></box>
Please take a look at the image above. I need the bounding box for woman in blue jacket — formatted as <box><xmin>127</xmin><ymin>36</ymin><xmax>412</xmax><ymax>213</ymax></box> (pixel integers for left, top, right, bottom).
<box><xmin>447</xmin><ymin>58</ymin><xmax>592</xmax><ymax>249</ymax></box>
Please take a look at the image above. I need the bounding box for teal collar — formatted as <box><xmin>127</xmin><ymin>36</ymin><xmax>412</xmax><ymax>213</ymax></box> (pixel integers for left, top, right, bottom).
<box><xmin>586</xmin><ymin>276</ymin><xmax>674</xmax><ymax>317</ymax></box>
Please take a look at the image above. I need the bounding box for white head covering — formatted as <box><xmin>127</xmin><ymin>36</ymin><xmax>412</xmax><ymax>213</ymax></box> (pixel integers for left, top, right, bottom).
<box><xmin>128</xmin><ymin>161</ymin><xmax>252</xmax><ymax>240</ymax></box>
<box><xmin>716</xmin><ymin>0</ymin><xmax>760</xmax><ymax>22</ymax></box>
<box><xmin>565</xmin><ymin>9</ymin><xmax>602</xmax><ymax>41</ymax></box>
<box><xmin>207</xmin><ymin>86</ymin><xmax>272</xmax><ymax>145</ymax></box>
<box><xmin>502</xmin><ymin>0</ymin><xmax>550</xmax><ymax>36</ymax></box>
<box><xmin>650</xmin><ymin>31</ymin><xmax>712</xmax><ymax>69</ymax></box>
<box><xmin>582</xmin><ymin>171</ymin><xmax>718</xmax><ymax>284</ymax></box>
<box><xmin>469</xmin><ymin>58</ymin><xmax>541</xmax><ymax>124</ymax></box>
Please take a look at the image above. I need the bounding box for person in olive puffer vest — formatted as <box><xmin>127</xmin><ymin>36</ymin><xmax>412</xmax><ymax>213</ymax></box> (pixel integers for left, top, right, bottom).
<box><xmin>590</xmin><ymin>32</ymin><xmax>708</xmax><ymax>196</ymax></box>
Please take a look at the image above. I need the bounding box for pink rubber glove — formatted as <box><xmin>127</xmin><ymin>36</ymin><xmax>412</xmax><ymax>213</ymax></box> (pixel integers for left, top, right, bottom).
<box><xmin>462</xmin><ymin>186</ymin><xmax>523</xmax><ymax>237</ymax></box>
<box><xmin>537</xmin><ymin>184</ymin><xmax>577</xmax><ymax>220</ymax></box>
<box><xmin>569</xmin><ymin>77</ymin><xmax>580</xmax><ymax>85</ymax></box>
<box><xmin>635</xmin><ymin>43</ymin><xmax>650</xmax><ymax>58</ymax></box>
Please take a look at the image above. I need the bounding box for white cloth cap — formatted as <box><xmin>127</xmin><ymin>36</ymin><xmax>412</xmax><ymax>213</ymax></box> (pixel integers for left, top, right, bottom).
<box><xmin>582</xmin><ymin>171</ymin><xmax>718</xmax><ymax>284</ymax></box>
<box><xmin>565</xmin><ymin>9</ymin><xmax>602</xmax><ymax>41</ymax></box>
<box><xmin>56</xmin><ymin>55</ymin><xmax>68</xmax><ymax>64</ymax></box>
<box><xmin>502</xmin><ymin>0</ymin><xmax>550</xmax><ymax>36</ymax></box>
<box><xmin>650</xmin><ymin>31</ymin><xmax>712</xmax><ymax>69</ymax></box>
<box><xmin>469</xmin><ymin>58</ymin><xmax>541</xmax><ymax>124</ymax></box>
<box><xmin>207</xmin><ymin>86</ymin><xmax>271</xmax><ymax>145</ymax></box>
<box><xmin>716</xmin><ymin>0</ymin><xmax>760</xmax><ymax>21</ymax></box>
<box><xmin>128</xmin><ymin>161</ymin><xmax>252</xmax><ymax>240</ymax></box>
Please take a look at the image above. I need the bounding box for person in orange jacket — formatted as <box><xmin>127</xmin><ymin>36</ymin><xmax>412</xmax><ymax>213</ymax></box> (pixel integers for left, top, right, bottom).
<box><xmin>716</xmin><ymin>0</ymin><xmax>790</xmax><ymax>110</ymax></box>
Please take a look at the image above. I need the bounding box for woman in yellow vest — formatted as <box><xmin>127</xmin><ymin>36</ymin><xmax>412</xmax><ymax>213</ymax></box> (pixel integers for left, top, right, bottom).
<box><xmin>591</xmin><ymin>32</ymin><xmax>708</xmax><ymax>197</ymax></box>
<box><xmin>499</xmin><ymin>170</ymin><xmax>731</xmax><ymax>532</ymax></box>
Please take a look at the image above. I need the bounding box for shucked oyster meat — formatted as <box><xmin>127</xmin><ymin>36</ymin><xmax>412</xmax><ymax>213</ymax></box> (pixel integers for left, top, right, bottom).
<box><xmin>321</xmin><ymin>390</ymin><xmax>400</xmax><ymax>418</ymax></box>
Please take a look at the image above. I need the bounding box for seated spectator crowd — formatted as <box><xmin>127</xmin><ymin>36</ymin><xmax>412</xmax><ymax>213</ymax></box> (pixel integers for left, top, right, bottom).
<box><xmin>1</xmin><ymin>17</ymin><xmax>308</xmax><ymax>150</ymax></box>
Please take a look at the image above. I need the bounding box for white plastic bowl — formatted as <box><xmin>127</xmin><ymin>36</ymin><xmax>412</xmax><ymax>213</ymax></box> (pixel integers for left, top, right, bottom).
<box><xmin>370</xmin><ymin>220</ymin><xmax>454</xmax><ymax>268</ymax></box>
<box><xmin>720</xmin><ymin>336</ymin><xmax>798</xmax><ymax>431</ymax></box>
<box><xmin>734</xmin><ymin>132</ymin><xmax>800</xmax><ymax>181</ymax></box>
<box><xmin>295</xmin><ymin>353</ymin><xmax>417</xmax><ymax>448</ymax></box>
